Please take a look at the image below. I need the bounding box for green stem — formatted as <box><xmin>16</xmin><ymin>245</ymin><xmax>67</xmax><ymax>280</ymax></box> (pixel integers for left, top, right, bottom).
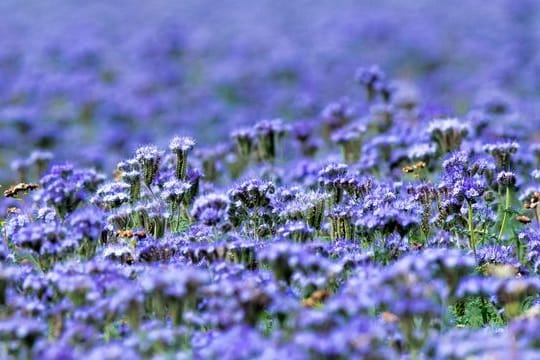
<box><xmin>467</xmin><ymin>201</ymin><xmax>477</xmax><ymax>260</ymax></box>
<box><xmin>515</xmin><ymin>234</ymin><xmax>522</xmax><ymax>263</ymax></box>
<box><xmin>497</xmin><ymin>186</ymin><xmax>511</xmax><ymax>243</ymax></box>
<box><xmin>173</xmin><ymin>205</ymin><xmax>181</xmax><ymax>233</ymax></box>
<box><xmin>480</xmin><ymin>297</ymin><xmax>489</xmax><ymax>325</ymax></box>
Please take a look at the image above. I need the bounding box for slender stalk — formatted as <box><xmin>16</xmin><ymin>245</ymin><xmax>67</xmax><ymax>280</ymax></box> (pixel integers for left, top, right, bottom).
<box><xmin>480</xmin><ymin>297</ymin><xmax>489</xmax><ymax>325</ymax></box>
<box><xmin>515</xmin><ymin>233</ymin><xmax>522</xmax><ymax>263</ymax></box>
<box><xmin>467</xmin><ymin>201</ymin><xmax>477</xmax><ymax>260</ymax></box>
<box><xmin>482</xmin><ymin>222</ymin><xmax>489</xmax><ymax>246</ymax></box>
<box><xmin>497</xmin><ymin>186</ymin><xmax>511</xmax><ymax>242</ymax></box>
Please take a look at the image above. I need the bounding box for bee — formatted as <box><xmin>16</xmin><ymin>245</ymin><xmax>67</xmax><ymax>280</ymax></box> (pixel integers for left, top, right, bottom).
<box><xmin>516</xmin><ymin>215</ymin><xmax>532</xmax><ymax>224</ymax></box>
<box><xmin>116</xmin><ymin>229</ymin><xmax>147</xmax><ymax>239</ymax></box>
<box><xmin>310</xmin><ymin>289</ymin><xmax>331</xmax><ymax>302</ymax></box>
<box><xmin>381</xmin><ymin>311</ymin><xmax>399</xmax><ymax>323</ymax></box>
<box><xmin>7</xmin><ymin>207</ymin><xmax>20</xmax><ymax>214</ymax></box>
<box><xmin>302</xmin><ymin>289</ymin><xmax>331</xmax><ymax>307</ymax></box>
<box><xmin>113</xmin><ymin>169</ymin><xmax>123</xmax><ymax>181</ymax></box>
<box><xmin>402</xmin><ymin>161</ymin><xmax>426</xmax><ymax>175</ymax></box>
<box><xmin>402</xmin><ymin>166</ymin><xmax>415</xmax><ymax>173</ymax></box>
<box><xmin>302</xmin><ymin>298</ymin><xmax>318</xmax><ymax>307</ymax></box>
<box><xmin>525</xmin><ymin>193</ymin><xmax>540</xmax><ymax>214</ymax></box>
<box><xmin>527</xmin><ymin>192</ymin><xmax>540</xmax><ymax>205</ymax></box>
<box><xmin>116</xmin><ymin>229</ymin><xmax>134</xmax><ymax>238</ymax></box>
<box><xmin>4</xmin><ymin>183</ymin><xmax>39</xmax><ymax>198</ymax></box>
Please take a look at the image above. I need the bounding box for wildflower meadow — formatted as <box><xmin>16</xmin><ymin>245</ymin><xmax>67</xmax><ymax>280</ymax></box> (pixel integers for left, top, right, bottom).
<box><xmin>2</xmin><ymin>1</ymin><xmax>540</xmax><ymax>358</ymax></box>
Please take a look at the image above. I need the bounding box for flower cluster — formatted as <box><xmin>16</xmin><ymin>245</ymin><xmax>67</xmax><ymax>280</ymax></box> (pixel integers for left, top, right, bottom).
<box><xmin>2</xmin><ymin>1</ymin><xmax>540</xmax><ymax>357</ymax></box>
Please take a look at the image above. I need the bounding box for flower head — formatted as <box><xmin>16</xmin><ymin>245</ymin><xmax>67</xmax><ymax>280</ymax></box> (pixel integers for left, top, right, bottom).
<box><xmin>135</xmin><ymin>145</ymin><xmax>163</xmax><ymax>186</ymax></box>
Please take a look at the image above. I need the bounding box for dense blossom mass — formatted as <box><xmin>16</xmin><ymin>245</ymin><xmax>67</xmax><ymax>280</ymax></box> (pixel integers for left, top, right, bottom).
<box><xmin>2</xmin><ymin>0</ymin><xmax>540</xmax><ymax>358</ymax></box>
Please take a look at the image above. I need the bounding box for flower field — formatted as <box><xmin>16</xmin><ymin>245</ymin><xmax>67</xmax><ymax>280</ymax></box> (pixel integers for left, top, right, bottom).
<box><xmin>3</xmin><ymin>1</ymin><xmax>540</xmax><ymax>358</ymax></box>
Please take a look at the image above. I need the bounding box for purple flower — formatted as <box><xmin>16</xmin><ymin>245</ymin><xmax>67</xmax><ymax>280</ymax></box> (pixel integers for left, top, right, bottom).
<box><xmin>277</xmin><ymin>220</ymin><xmax>314</xmax><ymax>243</ymax></box>
<box><xmin>92</xmin><ymin>181</ymin><xmax>130</xmax><ymax>209</ymax></box>
<box><xmin>253</xmin><ymin>119</ymin><xmax>287</xmax><ymax>162</ymax></box>
<box><xmin>169</xmin><ymin>136</ymin><xmax>195</xmax><ymax>153</ymax></box>
<box><xmin>0</xmin><ymin>315</ymin><xmax>45</xmax><ymax>349</ymax></box>
<box><xmin>161</xmin><ymin>179</ymin><xmax>191</xmax><ymax>210</ymax></box>
<box><xmin>331</xmin><ymin>122</ymin><xmax>367</xmax><ymax>163</ymax></box>
<box><xmin>40</xmin><ymin>164</ymin><xmax>104</xmax><ymax>217</ymax></box>
<box><xmin>169</xmin><ymin>136</ymin><xmax>195</xmax><ymax>180</ymax></box>
<box><xmin>483</xmin><ymin>141</ymin><xmax>519</xmax><ymax>169</ymax></box>
<box><xmin>27</xmin><ymin>150</ymin><xmax>54</xmax><ymax>176</ymax></box>
<box><xmin>12</xmin><ymin>221</ymin><xmax>68</xmax><ymax>257</ymax></box>
<box><xmin>194</xmin><ymin>325</ymin><xmax>270</xmax><ymax>360</ymax></box>
<box><xmin>135</xmin><ymin>145</ymin><xmax>163</xmax><ymax>186</ymax></box>
<box><xmin>427</xmin><ymin>118</ymin><xmax>470</xmax><ymax>154</ymax></box>
<box><xmin>497</xmin><ymin>171</ymin><xmax>517</xmax><ymax>188</ymax></box>
<box><xmin>231</xmin><ymin>128</ymin><xmax>255</xmax><ymax>158</ymax></box>
<box><xmin>191</xmin><ymin>193</ymin><xmax>229</xmax><ymax>227</ymax></box>
<box><xmin>355</xmin><ymin>65</ymin><xmax>386</xmax><ymax>102</ymax></box>
<box><xmin>320</xmin><ymin>98</ymin><xmax>356</xmax><ymax>139</ymax></box>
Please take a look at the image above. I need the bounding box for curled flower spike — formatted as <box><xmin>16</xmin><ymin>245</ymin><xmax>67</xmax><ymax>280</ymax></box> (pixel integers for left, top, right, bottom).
<box><xmin>229</xmin><ymin>179</ymin><xmax>275</xmax><ymax>209</ymax></box>
<box><xmin>355</xmin><ymin>65</ymin><xmax>386</xmax><ymax>102</ymax></box>
<box><xmin>69</xmin><ymin>206</ymin><xmax>104</xmax><ymax>257</ymax></box>
<box><xmin>10</xmin><ymin>159</ymin><xmax>30</xmax><ymax>183</ymax></box>
<box><xmin>328</xmin><ymin>206</ymin><xmax>354</xmax><ymax>241</ymax></box>
<box><xmin>40</xmin><ymin>164</ymin><xmax>105</xmax><ymax>217</ymax></box>
<box><xmin>280</xmin><ymin>191</ymin><xmax>329</xmax><ymax>231</ymax></box>
<box><xmin>321</xmin><ymin>99</ymin><xmax>355</xmax><ymax>139</ymax></box>
<box><xmin>161</xmin><ymin>179</ymin><xmax>191</xmax><ymax>213</ymax></box>
<box><xmin>169</xmin><ymin>136</ymin><xmax>195</xmax><ymax>180</ymax></box>
<box><xmin>292</xmin><ymin>121</ymin><xmax>318</xmax><ymax>157</ymax></box>
<box><xmin>277</xmin><ymin>220</ymin><xmax>314</xmax><ymax>243</ymax></box>
<box><xmin>191</xmin><ymin>193</ymin><xmax>229</xmax><ymax>227</ymax></box>
<box><xmin>231</xmin><ymin>128</ymin><xmax>254</xmax><ymax>158</ymax></box>
<box><xmin>483</xmin><ymin>141</ymin><xmax>519</xmax><ymax>170</ymax></box>
<box><xmin>369</xmin><ymin>104</ymin><xmax>395</xmax><ymax>132</ymax></box>
<box><xmin>117</xmin><ymin>159</ymin><xmax>142</xmax><ymax>203</ymax></box>
<box><xmin>123</xmin><ymin>170</ymin><xmax>141</xmax><ymax>202</ymax></box>
<box><xmin>93</xmin><ymin>181</ymin><xmax>130</xmax><ymax>209</ymax></box>
<box><xmin>407</xmin><ymin>143</ymin><xmax>437</xmax><ymax>163</ymax></box>
<box><xmin>497</xmin><ymin>171</ymin><xmax>517</xmax><ymax>188</ymax></box>
<box><xmin>318</xmin><ymin>163</ymin><xmax>348</xmax><ymax>204</ymax></box>
<box><xmin>136</xmin><ymin>145</ymin><xmax>163</xmax><ymax>186</ymax></box>
<box><xmin>196</xmin><ymin>144</ymin><xmax>228</xmax><ymax>182</ymax></box>
<box><xmin>184</xmin><ymin>168</ymin><xmax>203</xmax><ymax>205</ymax></box>
<box><xmin>254</xmin><ymin>119</ymin><xmax>287</xmax><ymax>163</ymax></box>
<box><xmin>331</xmin><ymin>122</ymin><xmax>366</xmax><ymax>163</ymax></box>
<box><xmin>28</xmin><ymin>150</ymin><xmax>53</xmax><ymax>176</ymax></box>
<box><xmin>427</xmin><ymin>118</ymin><xmax>470</xmax><ymax>154</ymax></box>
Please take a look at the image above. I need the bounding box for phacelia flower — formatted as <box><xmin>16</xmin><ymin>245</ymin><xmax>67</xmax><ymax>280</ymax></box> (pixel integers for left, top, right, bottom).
<box><xmin>253</xmin><ymin>119</ymin><xmax>287</xmax><ymax>163</ymax></box>
<box><xmin>483</xmin><ymin>141</ymin><xmax>519</xmax><ymax>169</ymax></box>
<box><xmin>169</xmin><ymin>136</ymin><xmax>195</xmax><ymax>180</ymax></box>
<box><xmin>191</xmin><ymin>193</ymin><xmax>230</xmax><ymax>227</ymax></box>
<box><xmin>135</xmin><ymin>145</ymin><xmax>163</xmax><ymax>186</ymax></box>
<box><xmin>427</xmin><ymin>118</ymin><xmax>470</xmax><ymax>154</ymax></box>
<box><xmin>497</xmin><ymin>171</ymin><xmax>517</xmax><ymax>188</ymax></box>
<box><xmin>231</xmin><ymin>128</ymin><xmax>254</xmax><ymax>158</ymax></box>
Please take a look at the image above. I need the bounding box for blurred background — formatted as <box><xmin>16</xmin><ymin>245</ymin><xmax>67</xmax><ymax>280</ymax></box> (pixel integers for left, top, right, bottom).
<box><xmin>0</xmin><ymin>0</ymin><xmax>539</xmax><ymax>181</ymax></box>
